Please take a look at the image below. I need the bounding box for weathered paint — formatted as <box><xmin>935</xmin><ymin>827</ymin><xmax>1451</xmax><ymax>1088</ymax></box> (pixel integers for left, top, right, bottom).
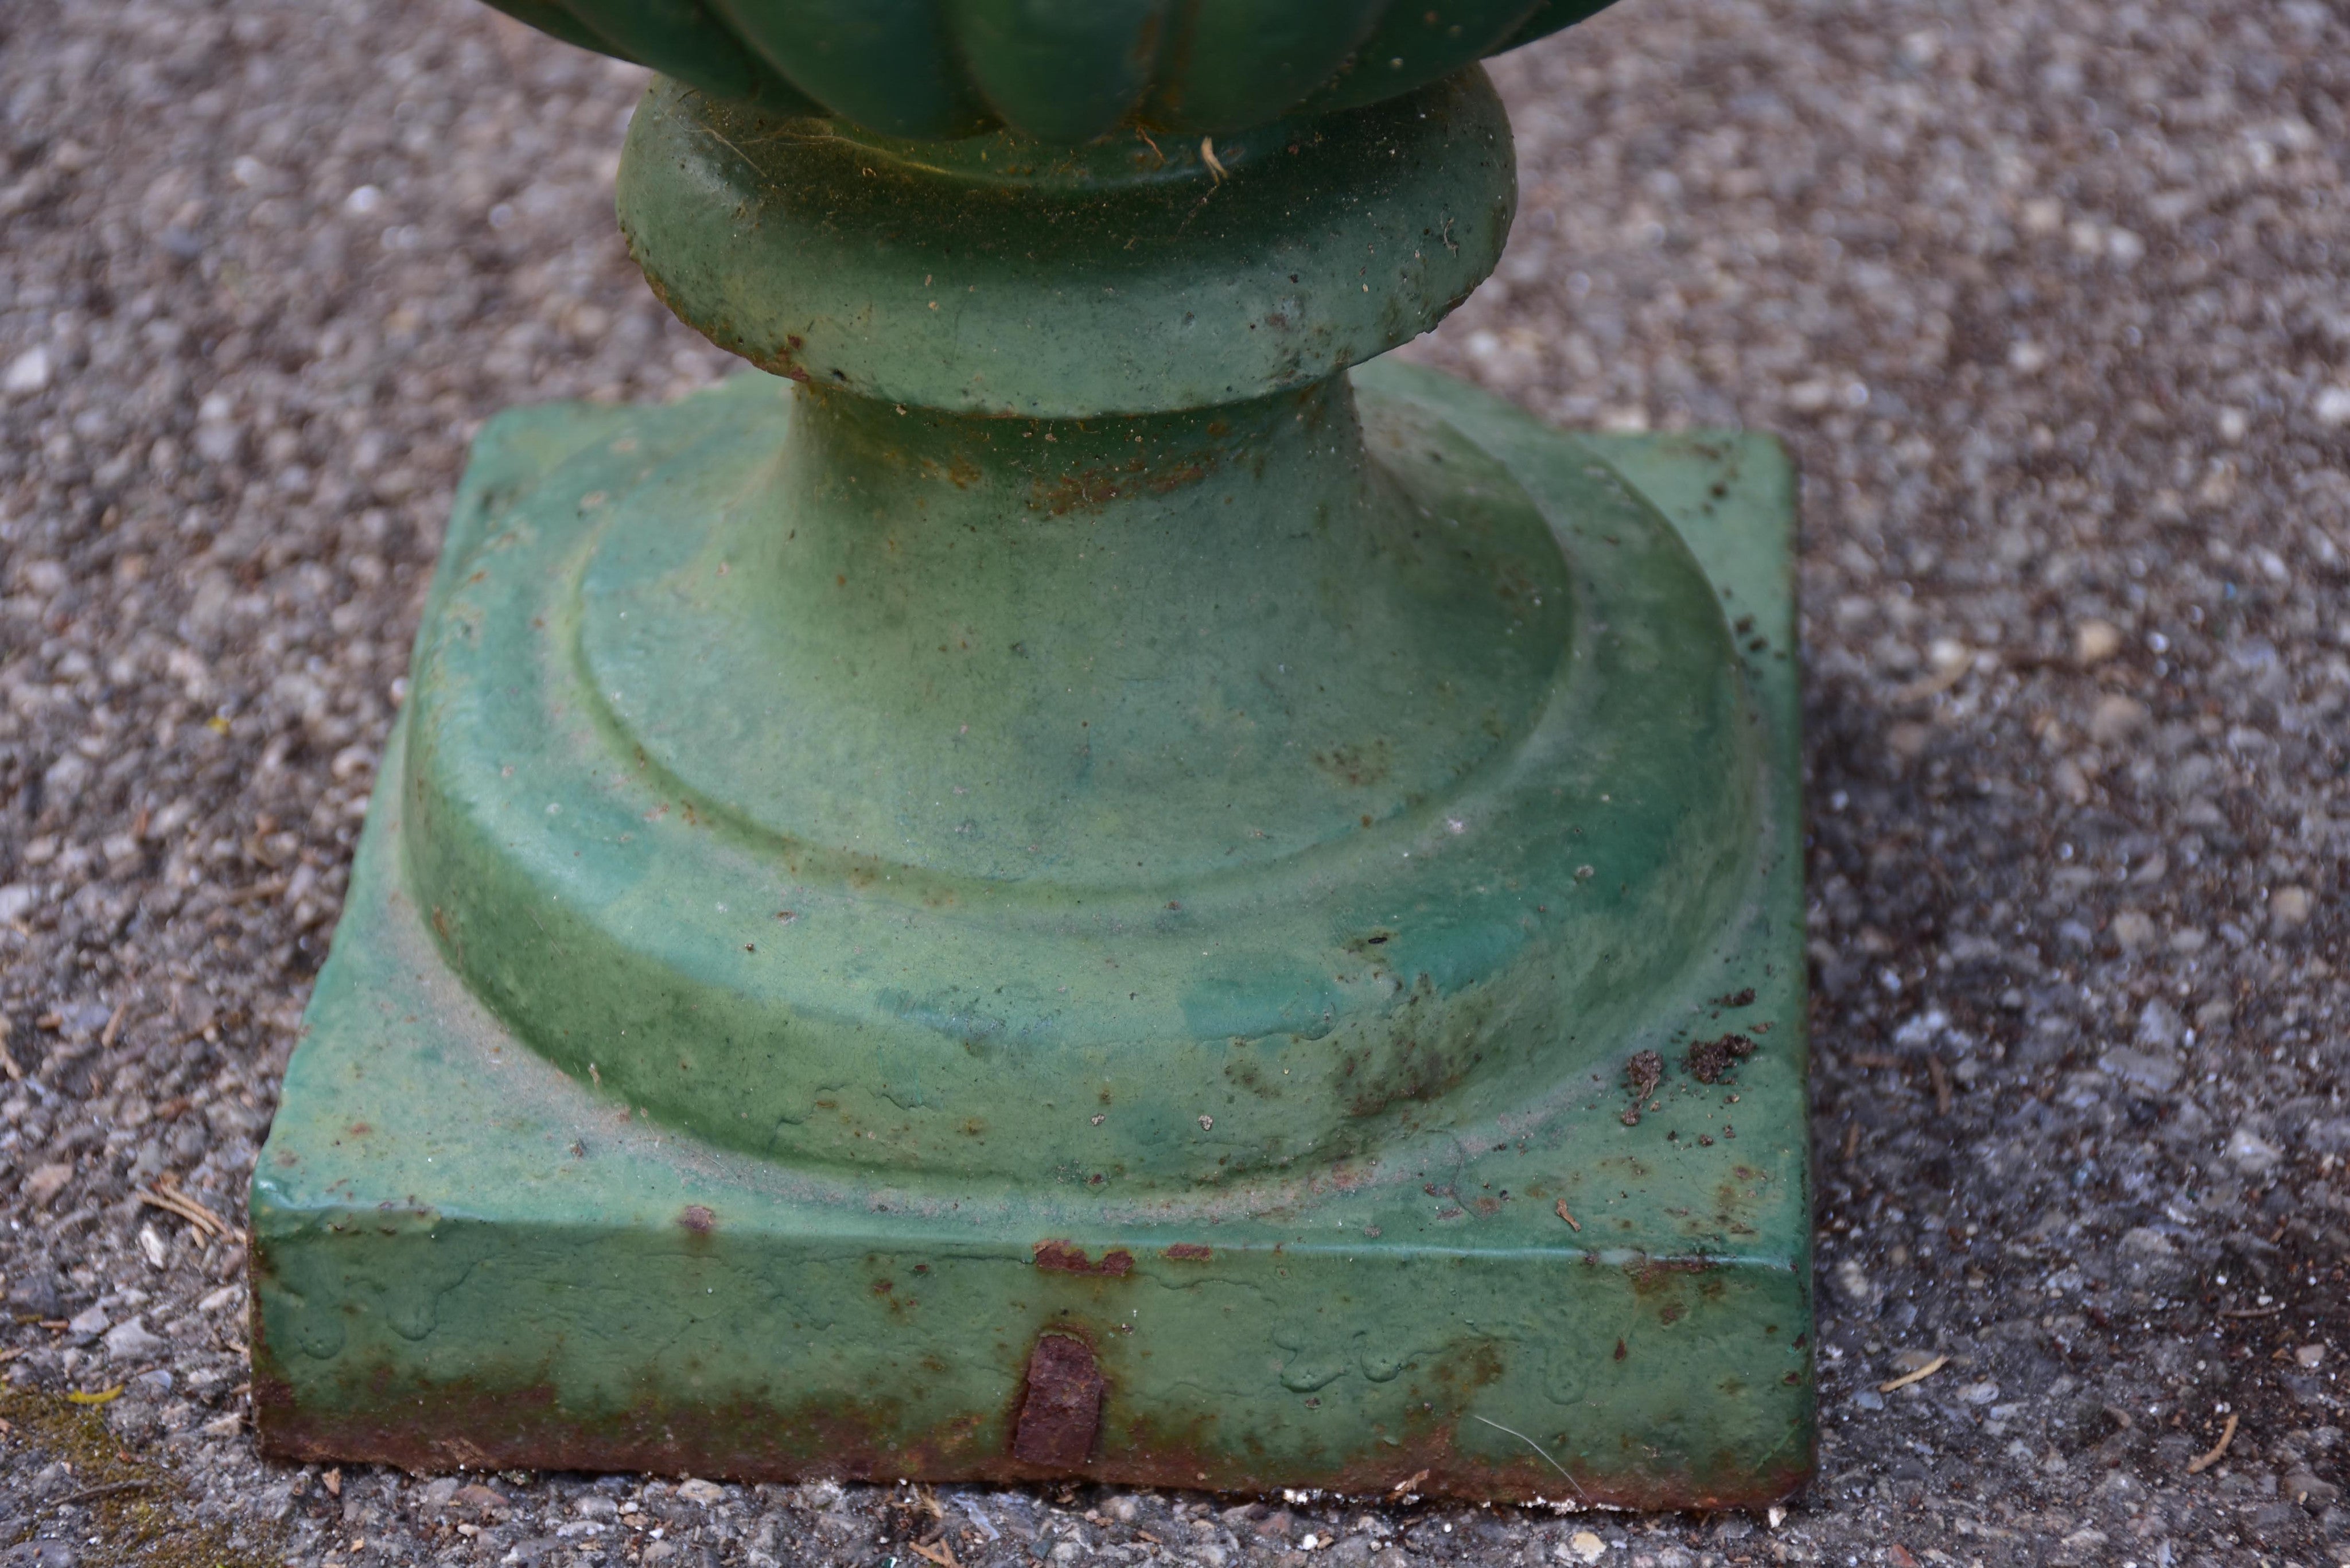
<box><xmin>615</xmin><ymin>71</ymin><xmax>1519</xmax><ymax>417</ymax></box>
<box><xmin>252</xmin><ymin>361</ymin><xmax>1812</xmax><ymax>1504</ymax></box>
<box><xmin>257</xmin><ymin>7</ymin><xmax>1811</xmax><ymax>1500</ymax></box>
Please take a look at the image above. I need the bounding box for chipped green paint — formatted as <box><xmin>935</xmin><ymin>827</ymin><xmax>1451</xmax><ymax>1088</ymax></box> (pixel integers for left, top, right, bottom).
<box><xmin>254</xmin><ymin>4</ymin><xmax>1811</xmax><ymax>1506</ymax></box>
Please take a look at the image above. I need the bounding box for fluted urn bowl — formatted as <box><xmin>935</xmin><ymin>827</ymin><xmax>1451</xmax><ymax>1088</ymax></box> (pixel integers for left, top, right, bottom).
<box><xmin>489</xmin><ymin>0</ymin><xmax>1615</xmax><ymax>142</ymax></box>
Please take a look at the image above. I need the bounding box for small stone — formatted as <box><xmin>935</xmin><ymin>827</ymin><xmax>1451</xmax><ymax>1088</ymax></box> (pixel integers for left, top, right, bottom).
<box><xmin>1565</xmin><ymin>1531</ymin><xmax>1606</xmax><ymax>1564</ymax></box>
<box><xmin>2099</xmin><ymin>1046</ymin><xmax>2181</xmax><ymax>1095</ymax></box>
<box><xmin>2296</xmin><ymin>1344</ymin><xmax>2327</xmax><ymax>1369</ymax></box>
<box><xmin>2110</xmin><ymin>910</ymin><xmax>2157</xmax><ymax>950</ymax></box>
<box><xmin>2270</xmin><ymin>886</ymin><xmax>2313</xmax><ymax>930</ymax></box>
<box><xmin>2116</xmin><ymin>1227</ymin><xmax>2189</xmax><ymax>1291</ymax></box>
<box><xmin>2226</xmin><ymin>1126</ymin><xmax>2284</xmax><ymax>1176</ymax></box>
<box><xmin>138</xmin><ymin>1224</ymin><xmax>168</xmax><ymax>1270</ymax></box>
<box><xmin>453</xmin><ymin>1484</ymin><xmax>509</xmax><ymax>1518</ymax></box>
<box><xmin>58</xmin><ymin>1001</ymin><xmax>110</xmax><ymax>1039</ymax></box>
<box><xmin>1955</xmin><ymin>1380</ymin><xmax>2001</xmax><ymax>1405</ymax></box>
<box><xmin>7</xmin><ymin>1272</ymin><xmax>65</xmax><ymax>1320</ymax></box>
<box><xmin>2315</xmin><ymin>386</ymin><xmax>2350</xmax><ymax>427</ymax></box>
<box><xmin>2136</xmin><ymin>998</ymin><xmax>2184</xmax><ymax>1049</ymax></box>
<box><xmin>68</xmin><ymin>1304</ymin><xmax>110</xmax><ymax>1336</ymax></box>
<box><xmin>23</xmin><ymin>1162</ymin><xmax>73</xmax><ymax>1207</ymax></box>
<box><xmin>2088</xmin><ymin>694</ymin><xmax>2150</xmax><ymax>744</ymax></box>
<box><xmin>0</xmin><ymin>882</ymin><xmax>36</xmax><ymax>924</ymax></box>
<box><xmin>676</xmin><ymin>1478</ymin><xmax>724</xmax><ymax>1505</ymax></box>
<box><xmin>103</xmin><ymin>1317</ymin><xmax>166</xmax><ymax>1360</ymax></box>
<box><xmin>3</xmin><ymin>345</ymin><xmax>53</xmax><ymax>395</ymax></box>
<box><xmin>2073</xmin><ymin>620</ymin><xmax>2123</xmax><ymax>665</ymax></box>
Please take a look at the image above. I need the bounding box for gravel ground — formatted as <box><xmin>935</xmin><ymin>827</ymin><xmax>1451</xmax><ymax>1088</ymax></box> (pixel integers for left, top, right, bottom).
<box><xmin>1</xmin><ymin>0</ymin><xmax>2345</xmax><ymax>1564</ymax></box>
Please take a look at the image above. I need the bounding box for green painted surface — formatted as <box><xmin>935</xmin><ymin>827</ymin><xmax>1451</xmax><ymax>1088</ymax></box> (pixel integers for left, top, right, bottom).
<box><xmin>391</xmin><ymin>361</ymin><xmax>1761</xmax><ymax>1187</ymax></box>
<box><xmin>255</xmin><ymin>0</ymin><xmax>1812</xmax><ymax>1502</ymax></box>
<box><xmin>252</xmin><ymin>360</ymin><xmax>1811</xmax><ymax>1503</ymax></box>
<box><xmin>483</xmin><ymin>0</ymin><xmax>1623</xmax><ymax>139</ymax></box>
<box><xmin>616</xmin><ymin>71</ymin><xmax>1517</xmax><ymax>417</ymax></box>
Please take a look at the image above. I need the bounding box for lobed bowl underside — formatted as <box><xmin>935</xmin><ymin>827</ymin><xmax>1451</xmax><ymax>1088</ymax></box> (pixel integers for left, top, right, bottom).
<box><xmin>484</xmin><ymin>0</ymin><xmax>1618</xmax><ymax>142</ymax></box>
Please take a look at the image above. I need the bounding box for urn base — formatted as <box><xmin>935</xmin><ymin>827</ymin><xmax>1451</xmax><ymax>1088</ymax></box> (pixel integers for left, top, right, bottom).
<box><xmin>251</xmin><ymin>360</ymin><xmax>1813</xmax><ymax>1505</ymax></box>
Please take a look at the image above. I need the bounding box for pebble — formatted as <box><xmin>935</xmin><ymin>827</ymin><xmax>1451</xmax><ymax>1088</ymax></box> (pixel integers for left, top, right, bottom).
<box><xmin>2087</xmin><ymin>694</ymin><xmax>2151</xmax><ymax>745</ymax></box>
<box><xmin>2072</xmin><ymin>620</ymin><xmax>2123</xmax><ymax>665</ymax></box>
<box><xmin>2225</xmin><ymin>1127</ymin><xmax>2286</xmax><ymax>1177</ymax></box>
<box><xmin>2099</xmin><ymin>1046</ymin><xmax>2181</xmax><ymax>1095</ymax></box>
<box><xmin>2</xmin><ymin>344</ymin><xmax>52</xmax><ymax>395</ymax></box>
<box><xmin>101</xmin><ymin>1317</ymin><xmax>166</xmax><ymax>1360</ymax></box>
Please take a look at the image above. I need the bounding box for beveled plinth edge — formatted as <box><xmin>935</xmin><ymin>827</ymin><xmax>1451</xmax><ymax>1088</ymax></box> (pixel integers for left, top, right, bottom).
<box><xmin>250</xmin><ymin>381</ymin><xmax>1813</xmax><ymax>1505</ymax></box>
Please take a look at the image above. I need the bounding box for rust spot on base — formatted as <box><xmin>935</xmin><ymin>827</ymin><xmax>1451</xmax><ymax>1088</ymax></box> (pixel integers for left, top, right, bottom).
<box><xmin>1033</xmin><ymin>1240</ymin><xmax>1134</xmax><ymax>1277</ymax></box>
<box><xmin>1011</xmin><ymin>1333</ymin><xmax>1103</xmax><ymax>1466</ymax></box>
<box><xmin>1162</xmin><ymin>1243</ymin><xmax>1213</xmax><ymax>1262</ymax></box>
<box><xmin>678</xmin><ymin>1205</ymin><xmax>715</xmax><ymax>1234</ymax></box>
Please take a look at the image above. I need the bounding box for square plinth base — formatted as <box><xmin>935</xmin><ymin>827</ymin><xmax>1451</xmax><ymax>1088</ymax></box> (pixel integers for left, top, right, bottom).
<box><xmin>251</xmin><ymin>373</ymin><xmax>1813</xmax><ymax>1507</ymax></box>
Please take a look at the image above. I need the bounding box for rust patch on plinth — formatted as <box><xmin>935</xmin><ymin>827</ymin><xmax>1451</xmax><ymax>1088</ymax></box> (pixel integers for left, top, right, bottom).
<box><xmin>1032</xmin><ymin>1240</ymin><xmax>1134</xmax><ymax>1276</ymax></box>
<box><xmin>1010</xmin><ymin>1333</ymin><xmax>1104</xmax><ymax>1466</ymax></box>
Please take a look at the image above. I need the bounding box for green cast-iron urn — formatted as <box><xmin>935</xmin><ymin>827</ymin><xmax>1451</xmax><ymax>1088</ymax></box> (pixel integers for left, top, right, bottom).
<box><xmin>251</xmin><ymin>0</ymin><xmax>1815</xmax><ymax>1507</ymax></box>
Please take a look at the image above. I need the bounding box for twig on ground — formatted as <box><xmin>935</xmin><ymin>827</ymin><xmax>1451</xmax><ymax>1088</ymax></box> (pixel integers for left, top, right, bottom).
<box><xmin>136</xmin><ymin>1174</ymin><xmax>234</xmax><ymax>1240</ymax></box>
<box><xmin>2185</xmin><ymin>1411</ymin><xmax>2238</xmax><ymax>1474</ymax></box>
<box><xmin>1878</xmin><ymin>1354</ymin><xmax>1949</xmax><ymax>1393</ymax></box>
